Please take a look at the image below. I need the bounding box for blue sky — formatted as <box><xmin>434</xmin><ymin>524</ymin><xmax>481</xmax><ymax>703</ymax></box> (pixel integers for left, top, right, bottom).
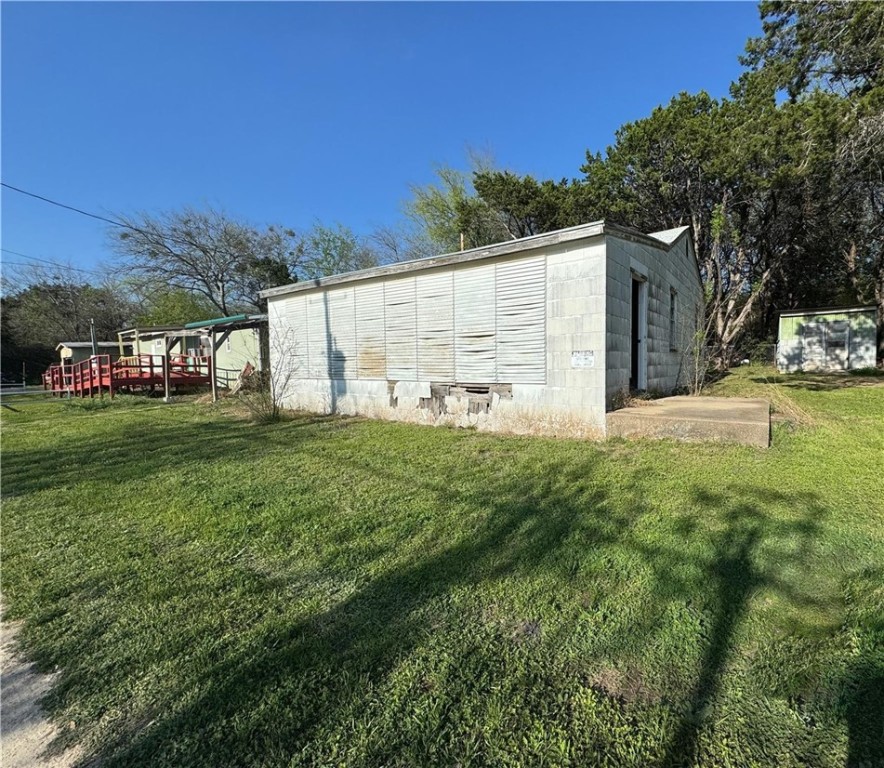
<box><xmin>2</xmin><ymin>2</ymin><xmax>761</xmax><ymax>278</ymax></box>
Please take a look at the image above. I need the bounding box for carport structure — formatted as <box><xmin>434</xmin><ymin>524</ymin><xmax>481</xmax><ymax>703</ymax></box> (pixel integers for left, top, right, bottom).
<box><xmin>117</xmin><ymin>314</ymin><xmax>266</xmax><ymax>402</ymax></box>
<box><xmin>116</xmin><ymin>325</ymin><xmax>212</xmax><ymax>401</ymax></box>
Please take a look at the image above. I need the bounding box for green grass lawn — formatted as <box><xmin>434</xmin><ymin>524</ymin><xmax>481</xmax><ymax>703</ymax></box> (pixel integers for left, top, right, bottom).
<box><xmin>2</xmin><ymin>366</ymin><xmax>882</xmax><ymax>767</ymax></box>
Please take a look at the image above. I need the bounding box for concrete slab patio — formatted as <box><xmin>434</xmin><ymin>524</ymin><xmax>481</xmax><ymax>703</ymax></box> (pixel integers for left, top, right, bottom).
<box><xmin>606</xmin><ymin>396</ymin><xmax>771</xmax><ymax>448</ymax></box>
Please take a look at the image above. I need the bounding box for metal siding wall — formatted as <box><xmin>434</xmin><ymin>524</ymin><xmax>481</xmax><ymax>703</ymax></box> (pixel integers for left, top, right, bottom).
<box><xmin>496</xmin><ymin>256</ymin><xmax>546</xmax><ymax>384</ymax></box>
<box><xmin>454</xmin><ymin>264</ymin><xmax>497</xmax><ymax>381</ymax></box>
<box><xmin>284</xmin><ymin>295</ymin><xmax>309</xmax><ymax>375</ymax></box>
<box><xmin>306</xmin><ymin>293</ymin><xmax>329</xmax><ymax>378</ymax></box>
<box><xmin>279</xmin><ymin>254</ymin><xmax>548</xmax><ymax>385</ymax></box>
<box><xmin>385</xmin><ymin>277</ymin><xmax>418</xmax><ymax>380</ymax></box>
<box><xmin>327</xmin><ymin>287</ymin><xmax>356</xmax><ymax>378</ymax></box>
<box><xmin>416</xmin><ymin>272</ymin><xmax>455</xmax><ymax>380</ymax></box>
<box><xmin>267</xmin><ymin>298</ymin><xmax>286</xmax><ymax>379</ymax></box>
<box><xmin>354</xmin><ymin>283</ymin><xmax>386</xmax><ymax>378</ymax></box>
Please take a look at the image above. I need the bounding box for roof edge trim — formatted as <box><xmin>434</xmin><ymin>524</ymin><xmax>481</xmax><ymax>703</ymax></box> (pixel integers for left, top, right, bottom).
<box><xmin>260</xmin><ymin>220</ymin><xmax>695</xmax><ymax>300</ymax></box>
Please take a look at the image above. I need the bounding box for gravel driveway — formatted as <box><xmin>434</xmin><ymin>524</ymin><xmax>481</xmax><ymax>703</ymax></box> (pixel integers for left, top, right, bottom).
<box><xmin>1</xmin><ymin>610</ymin><xmax>82</xmax><ymax>768</ymax></box>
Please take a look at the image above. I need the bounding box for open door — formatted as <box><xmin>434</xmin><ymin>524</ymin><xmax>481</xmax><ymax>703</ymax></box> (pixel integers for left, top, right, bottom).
<box><xmin>630</xmin><ymin>275</ymin><xmax>648</xmax><ymax>390</ymax></box>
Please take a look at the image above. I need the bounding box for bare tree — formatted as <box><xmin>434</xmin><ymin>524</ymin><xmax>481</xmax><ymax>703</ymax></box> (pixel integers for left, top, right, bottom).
<box><xmin>368</xmin><ymin>223</ymin><xmax>437</xmax><ymax>264</ymax></box>
<box><xmin>111</xmin><ymin>207</ymin><xmax>301</xmax><ymax>315</ymax></box>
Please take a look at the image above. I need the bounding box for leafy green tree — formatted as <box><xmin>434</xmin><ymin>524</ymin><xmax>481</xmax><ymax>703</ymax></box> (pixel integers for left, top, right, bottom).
<box><xmin>743</xmin><ymin>0</ymin><xmax>884</xmax><ymax>362</ymax></box>
<box><xmin>743</xmin><ymin>1</ymin><xmax>884</xmax><ymax>99</ymax></box>
<box><xmin>469</xmin><ymin>172</ymin><xmax>588</xmax><ymax>240</ymax></box>
<box><xmin>1</xmin><ymin>272</ymin><xmax>136</xmax><ymax>379</ymax></box>
<box><xmin>3</xmin><ymin>280</ymin><xmax>134</xmax><ymax>346</ymax></box>
<box><xmin>578</xmin><ymin>86</ymin><xmax>863</xmax><ymax>366</ymax></box>
<box><xmin>300</xmin><ymin>223</ymin><xmax>379</xmax><ymax>279</ymax></box>
<box><xmin>133</xmin><ymin>288</ymin><xmax>218</xmax><ymax>326</ymax></box>
<box><xmin>404</xmin><ymin>159</ymin><xmax>509</xmax><ymax>253</ymax></box>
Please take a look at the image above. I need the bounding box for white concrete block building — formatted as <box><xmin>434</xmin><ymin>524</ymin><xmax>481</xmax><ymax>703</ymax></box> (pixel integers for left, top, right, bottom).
<box><xmin>261</xmin><ymin>221</ymin><xmax>703</xmax><ymax>438</ymax></box>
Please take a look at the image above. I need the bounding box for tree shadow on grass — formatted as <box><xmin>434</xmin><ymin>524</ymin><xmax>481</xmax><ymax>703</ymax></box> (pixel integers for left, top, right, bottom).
<box><xmin>79</xmin><ymin>465</ymin><xmax>846</xmax><ymax>765</ymax></box>
<box><xmin>0</xmin><ymin>413</ymin><xmax>360</xmax><ymax>497</ymax></box>
<box><xmin>5</xmin><ymin>410</ymin><xmax>875</xmax><ymax>766</ymax></box>
<box><xmin>841</xmin><ymin>655</ymin><xmax>884</xmax><ymax>767</ymax></box>
<box><xmin>72</xmin><ymin>451</ymin><xmax>616</xmax><ymax>766</ymax></box>
<box><xmin>657</xmin><ymin>490</ymin><xmax>809</xmax><ymax>766</ymax></box>
<box><xmin>750</xmin><ymin>372</ymin><xmax>884</xmax><ymax>391</ymax></box>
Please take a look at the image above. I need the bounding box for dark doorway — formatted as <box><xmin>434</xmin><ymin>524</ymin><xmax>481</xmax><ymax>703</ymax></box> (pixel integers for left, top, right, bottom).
<box><xmin>630</xmin><ymin>277</ymin><xmax>641</xmax><ymax>389</ymax></box>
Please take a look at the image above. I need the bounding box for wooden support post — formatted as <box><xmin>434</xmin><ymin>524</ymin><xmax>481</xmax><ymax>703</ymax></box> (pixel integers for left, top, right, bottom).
<box><xmin>210</xmin><ymin>330</ymin><xmax>218</xmax><ymax>403</ymax></box>
<box><xmin>163</xmin><ymin>337</ymin><xmax>172</xmax><ymax>403</ymax></box>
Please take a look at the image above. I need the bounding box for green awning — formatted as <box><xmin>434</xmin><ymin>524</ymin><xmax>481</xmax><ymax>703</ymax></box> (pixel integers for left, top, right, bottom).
<box><xmin>183</xmin><ymin>314</ymin><xmax>249</xmax><ymax>329</ymax></box>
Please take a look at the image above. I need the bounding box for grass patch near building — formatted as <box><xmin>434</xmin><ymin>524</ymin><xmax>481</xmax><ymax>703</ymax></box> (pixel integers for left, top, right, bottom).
<box><xmin>2</xmin><ymin>367</ymin><xmax>882</xmax><ymax>767</ymax></box>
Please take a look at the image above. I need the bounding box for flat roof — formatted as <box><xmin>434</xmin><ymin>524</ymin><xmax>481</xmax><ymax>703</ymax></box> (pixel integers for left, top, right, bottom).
<box><xmin>778</xmin><ymin>305</ymin><xmax>875</xmax><ymax>318</ymax></box>
<box><xmin>56</xmin><ymin>341</ymin><xmax>127</xmax><ymax>349</ymax></box>
<box><xmin>117</xmin><ymin>315</ymin><xmax>267</xmax><ymax>341</ymax></box>
<box><xmin>260</xmin><ymin>221</ymin><xmax>692</xmax><ymax>299</ymax></box>
<box><xmin>184</xmin><ymin>314</ymin><xmax>267</xmax><ymax>330</ymax></box>
<box><xmin>117</xmin><ymin>325</ymin><xmax>183</xmax><ymax>335</ymax></box>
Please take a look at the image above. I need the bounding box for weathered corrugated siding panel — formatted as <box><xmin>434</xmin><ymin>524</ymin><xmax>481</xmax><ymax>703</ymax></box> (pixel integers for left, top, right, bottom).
<box><xmin>267</xmin><ymin>298</ymin><xmax>288</xmax><ymax>379</ymax></box>
<box><xmin>281</xmin><ymin>254</ymin><xmax>549</xmax><ymax>385</ymax></box>
<box><xmin>283</xmin><ymin>294</ymin><xmax>309</xmax><ymax>375</ymax></box>
<box><xmin>454</xmin><ymin>264</ymin><xmax>496</xmax><ymax>381</ymax></box>
<box><xmin>306</xmin><ymin>293</ymin><xmax>330</xmax><ymax>378</ymax></box>
<box><xmin>416</xmin><ymin>272</ymin><xmax>455</xmax><ymax>381</ymax></box>
<box><xmin>327</xmin><ymin>287</ymin><xmax>356</xmax><ymax>378</ymax></box>
<box><xmin>496</xmin><ymin>256</ymin><xmax>546</xmax><ymax>384</ymax></box>
<box><xmin>354</xmin><ymin>283</ymin><xmax>386</xmax><ymax>378</ymax></box>
<box><xmin>385</xmin><ymin>277</ymin><xmax>418</xmax><ymax>380</ymax></box>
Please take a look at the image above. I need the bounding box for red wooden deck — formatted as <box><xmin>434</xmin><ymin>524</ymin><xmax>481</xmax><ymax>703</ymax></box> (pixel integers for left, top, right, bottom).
<box><xmin>43</xmin><ymin>354</ymin><xmax>212</xmax><ymax>398</ymax></box>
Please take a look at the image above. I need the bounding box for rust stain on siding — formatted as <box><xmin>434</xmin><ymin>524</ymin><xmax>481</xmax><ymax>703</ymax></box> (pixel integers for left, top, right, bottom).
<box><xmin>357</xmin><ymin>346</ymin><xmax>386</xmax><ymax>378</ymax></box>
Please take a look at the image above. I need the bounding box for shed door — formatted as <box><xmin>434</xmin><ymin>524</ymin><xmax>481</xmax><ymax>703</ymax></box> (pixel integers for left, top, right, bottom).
<box><xmin>801</xmin><ymin>322</ymin><xmax>826</xmax><ymax>371</ymax></box>
<box><xmin>824</xmin><ymin>320</ymin><xmax>849</xmax><ymax>370</ymax></box>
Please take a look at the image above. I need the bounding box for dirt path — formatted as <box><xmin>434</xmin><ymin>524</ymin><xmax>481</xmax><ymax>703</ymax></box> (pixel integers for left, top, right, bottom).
<box><xmin>1</xmin><ymin>611</ymin><xmax>82</xmax><ymax>768</ymax></box>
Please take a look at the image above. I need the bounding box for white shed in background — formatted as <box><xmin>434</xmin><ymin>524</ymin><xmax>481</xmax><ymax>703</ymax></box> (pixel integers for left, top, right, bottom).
<box><xmin>261</xmin><ymin>221</ymin><xmax>704</xmax><ymax>438</ymax></box>
<box><xmin>776</xmin><ymin>306</ymin><xmax>877</xmax><ymax>373</ymax></box>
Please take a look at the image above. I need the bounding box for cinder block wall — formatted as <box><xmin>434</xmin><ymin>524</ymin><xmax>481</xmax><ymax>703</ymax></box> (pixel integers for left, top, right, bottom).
<box><xmin>541</xmin><ymin>237</ymin><xmax>607</xmax><ymax>429</ymax></box>
<box><xmin>605</xmin><ymin>233</ymin><xmax>704</xmax><ymax>406</ymax></box>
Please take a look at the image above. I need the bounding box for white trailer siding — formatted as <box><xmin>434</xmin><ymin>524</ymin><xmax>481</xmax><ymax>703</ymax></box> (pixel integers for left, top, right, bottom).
<box><xmin>416</xmin><ymin>272</ymin><xmax>455</xmax><ymax>381</ymax></box>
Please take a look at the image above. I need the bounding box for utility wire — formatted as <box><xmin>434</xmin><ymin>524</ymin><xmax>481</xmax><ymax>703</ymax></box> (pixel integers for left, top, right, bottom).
<box><xmin>1</xmin><ymin>182</ymin><xmax>129</xmax><ymax>229</ymax></box>
<box><xmin>0</xmin><ymin>248</ymin><xmax>106</xmax><ymax>276</ymax></box>
<box><xmin>3</xmin><ymin>261</ymin><xmax>101</xmax><ymax>276</ymax></box>
<box><xmin>0</xmin><ymin>181</ymin><xmax>228</xmax><ymax>254</ymax></box>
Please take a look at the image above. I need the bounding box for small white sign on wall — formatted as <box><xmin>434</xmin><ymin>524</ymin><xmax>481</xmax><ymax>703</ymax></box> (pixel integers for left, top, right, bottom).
<box><xmin>571</xmin><ymin>350</ymin><xmax>595</xmax><ymax>368</ymax></box>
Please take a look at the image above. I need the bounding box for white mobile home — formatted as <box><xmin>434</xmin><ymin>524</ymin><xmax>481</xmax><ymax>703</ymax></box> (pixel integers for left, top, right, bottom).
<box><xmin>261</xmin><ymin>221</ymin><xmax>703</xmax><ymax>438</ymax></box>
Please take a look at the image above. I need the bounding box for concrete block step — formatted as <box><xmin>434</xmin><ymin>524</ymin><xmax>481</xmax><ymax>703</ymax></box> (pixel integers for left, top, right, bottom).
<box><xmin>606</xmin><ymin>396</ymin><xmax>770</xmax><ymax>448</ymax></box>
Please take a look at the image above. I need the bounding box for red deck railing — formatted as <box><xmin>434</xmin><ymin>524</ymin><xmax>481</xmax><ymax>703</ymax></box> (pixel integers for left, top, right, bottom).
<box><xmin>43</xmin><ymin>353</ymin><xmax>213</xmax><ymax>398</ymax></box>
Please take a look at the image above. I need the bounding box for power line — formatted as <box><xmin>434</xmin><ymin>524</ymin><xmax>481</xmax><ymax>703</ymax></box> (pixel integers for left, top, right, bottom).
<box><xmin>0</xmin><ymin>248</ymin><xmax>105</xmax><ymax>276</ymax></box>
<box><xmin>1</xmin><ymin>261</ymin><xmax>106</xmax><ymax>277</ymax></box>
<box><xmin>0</xmin><ymin>181</ymin><xmax>220</xmax><ymax>254</ymax></box>
<box><xmin>1</xmin><ymin>182</ymin><xmax>128</xmax><ymax>229</ymax></box>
